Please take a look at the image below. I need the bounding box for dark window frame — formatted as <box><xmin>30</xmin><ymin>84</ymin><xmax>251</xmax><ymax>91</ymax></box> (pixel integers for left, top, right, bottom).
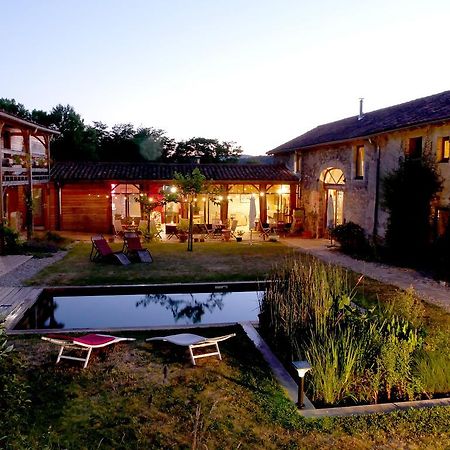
<box><xmin>407</xmin><ymin>137</ymin><xmax>423</xmax><ymax>159</ymax></box>
<box><xmin>2</xmin><ymin>130</ymin><xmax>11</xmax><ymax>149</ymax></box>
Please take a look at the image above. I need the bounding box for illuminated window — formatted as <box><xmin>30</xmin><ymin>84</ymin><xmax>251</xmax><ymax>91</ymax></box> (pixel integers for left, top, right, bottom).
<box><xmin>439</xmin><ymin>137</ymin><xmax>450</xmax><ymax>162</ymax></box>
<box><xmin>322</xmin><ymin>168</ymin><xmax>345</xmax><ymax>185</ymax></box>
<box><xmin>355</xmin><ymin>145</ymin><xmax>364</xmax><ymax>179</ymax></box>
<box><xmin>294</xmin><ymin>152</ymin><xmax>301</xmax><ymax>173</ymax></box>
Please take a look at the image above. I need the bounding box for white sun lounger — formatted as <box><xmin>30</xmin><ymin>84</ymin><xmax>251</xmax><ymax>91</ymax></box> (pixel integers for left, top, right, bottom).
<box><xmin>41</xmin><ymin>333</ymin><xmax>135</xmax><ymax>368</ymax></box>
<box><xmin>146</xmin><ymin>333</ymin><xmax>236</xmax><ymax>365</ymax></box>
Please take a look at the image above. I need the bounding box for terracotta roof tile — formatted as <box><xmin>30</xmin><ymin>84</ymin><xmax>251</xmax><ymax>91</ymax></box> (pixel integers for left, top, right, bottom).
<box><xmin>50</xmin><ymin>161</ymin><xmax>298</xmax><ymax>183</ymax></box>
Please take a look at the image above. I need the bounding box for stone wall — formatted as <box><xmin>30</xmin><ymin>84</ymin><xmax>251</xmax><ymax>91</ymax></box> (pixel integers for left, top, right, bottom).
<box><xmin>276</xmin><ymin>120</ymin><xmax>450</xmax><ymax>239</ymax></box>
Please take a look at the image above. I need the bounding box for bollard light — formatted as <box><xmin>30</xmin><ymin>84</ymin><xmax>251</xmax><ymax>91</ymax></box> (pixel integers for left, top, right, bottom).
<box><xmin>292</xmin><ymin>360</ymin><xmax>312</xmax><ymax>408</ymax></box>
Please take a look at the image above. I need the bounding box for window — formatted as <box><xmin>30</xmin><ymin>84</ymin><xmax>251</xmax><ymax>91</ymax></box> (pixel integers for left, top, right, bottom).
<box><xmin>2</xmin><ymin>130</ymin><xmax>11</xmax><ymax>149</ymax></box>
<box><xmin>294</xmin><ymin>152</ymin><xmax>301</xmax><ymax>173</ymax></box>
<box><xmin>322</xmin><ymin>168</ymin><xmax>345</xmax><ymax>185</ymax></box>
<box><xmin>407</xmin><ymin>137</ymin><xmax>422</xmax><ymax>159</ymax></box>
<box><xmin>439</xmin><ymin>137</ymin><xmax>450</xmax><ymax>162</ymax></box>
<box><xmin>355</xmin><ymin>145</ymin><xmax>364</xmax><ymax>179</ymax></box>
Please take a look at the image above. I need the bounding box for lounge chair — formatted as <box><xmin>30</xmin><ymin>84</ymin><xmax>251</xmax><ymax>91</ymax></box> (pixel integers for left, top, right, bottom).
<box><xmin>122</xmin><ymin>232</ymin><xmax>153</xmax><ymax>263</ymax></box>
<box><xmin>146</xmin><ymin>333</ymin><xmax>236</xmax><ymax>365</ymax></box>
<box><xmin>90</xmin><ymin>235</ymin><xmax>131</xmax><ymax>265</ymax></box>
<box><xmin>41</xmin><ymin>333</ymin><xmax>135</xmax><ymax>368</ymax></box>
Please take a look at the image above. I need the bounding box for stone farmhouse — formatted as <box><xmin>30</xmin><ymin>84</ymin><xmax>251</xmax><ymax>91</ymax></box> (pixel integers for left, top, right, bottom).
<box><xmin>268</xmin><ymin>90</ymin><xmax>450</xmax><ymax>239</ymax></box>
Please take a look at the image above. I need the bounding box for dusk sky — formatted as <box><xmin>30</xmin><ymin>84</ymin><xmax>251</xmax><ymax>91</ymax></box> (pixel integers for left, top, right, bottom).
<box><xmin>2</xmin><ymin>0</ymin><xmax>450</xmax><ymax>155</ymax></box>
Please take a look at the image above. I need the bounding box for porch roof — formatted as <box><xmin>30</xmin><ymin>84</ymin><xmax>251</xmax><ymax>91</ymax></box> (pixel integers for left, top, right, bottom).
<box><xmin>50</xmin><ymin>161</ymin><xmax>298</xmax><ymax>183</ymax></box>
<box><xmin>268</xmin><ymin>90</ymin><xmax>450</xmax><ymax>154</ymax></box>
<box><xmin>0</xmin><ymin>110</ymin><xmax>60</xmax><ymax>135</ymax></box>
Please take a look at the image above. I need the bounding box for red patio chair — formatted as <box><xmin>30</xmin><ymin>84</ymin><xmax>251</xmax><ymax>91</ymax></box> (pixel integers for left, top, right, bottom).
<box><xmin>90</xmin><ymin>235</ymin><xmax>131</xmax><ymax>265</ymax></box>
<box><xmin>122</xmin><ymin>232</ymin><xmax>153</xmax><ymax>263</ymax></box>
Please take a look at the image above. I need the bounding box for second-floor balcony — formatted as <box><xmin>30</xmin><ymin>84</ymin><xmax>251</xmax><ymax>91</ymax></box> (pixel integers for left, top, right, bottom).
<box><xmin>1</xmin><ymin>161</ymin><xmax>50</xmax><ymax>186</ymax></box>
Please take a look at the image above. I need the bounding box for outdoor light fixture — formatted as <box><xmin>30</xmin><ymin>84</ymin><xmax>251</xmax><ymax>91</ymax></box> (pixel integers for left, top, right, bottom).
<box><xmin>292</xmin><ymin>360</ymin><xmax>312</xmax><ymax>408</ymax></box>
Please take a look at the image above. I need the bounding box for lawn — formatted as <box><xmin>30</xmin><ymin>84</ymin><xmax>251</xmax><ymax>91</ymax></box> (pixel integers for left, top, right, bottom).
<box><xmin>26</xmin><ymin>241</ymin><xmax>297</xmax><ymax>286</ymax></box>
<box><xmin>3</xmin><ymin>242</ymin><xmax>450</xmax><ymax>449</ymax></box>
<box><xmin>3</xmin><ymin>326</ymin><xmax>450</xmax><ymax>449</ymax></box>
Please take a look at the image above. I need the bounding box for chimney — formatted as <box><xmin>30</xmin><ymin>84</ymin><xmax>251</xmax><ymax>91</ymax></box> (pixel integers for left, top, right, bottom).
<box><xmin>358</xmin><ymin>98</ymin><xmax>364</xmax><ymax>121</ymax></box>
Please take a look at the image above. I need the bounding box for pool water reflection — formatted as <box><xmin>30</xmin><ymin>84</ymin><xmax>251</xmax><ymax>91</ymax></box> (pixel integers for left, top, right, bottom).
<box><xmin>15</xmin><ymin>289</ymin><xmax>261</xmax><ymax>330</ymax></box>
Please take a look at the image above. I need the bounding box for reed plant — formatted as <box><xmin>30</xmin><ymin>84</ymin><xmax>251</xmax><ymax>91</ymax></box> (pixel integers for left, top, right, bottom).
<box><xmin>260</xmin><ymin>254</ymin><xmax>428</xmax><ymax>406</ymax></box>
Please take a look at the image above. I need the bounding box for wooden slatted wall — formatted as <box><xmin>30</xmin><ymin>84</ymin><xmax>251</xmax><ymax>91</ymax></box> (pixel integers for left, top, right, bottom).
<box><xmin>60</xmin><ymin>183</ymin><xmax>111</xmax><ymax>233</ymax></box>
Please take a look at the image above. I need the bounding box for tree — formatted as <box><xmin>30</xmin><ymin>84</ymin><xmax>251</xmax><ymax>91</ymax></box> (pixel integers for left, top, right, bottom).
<box><xmin>162</xmin><ymin>137</ymin><xmax>242</xmax><ymax>163</ymax></box>
<box><xmin>0</xmin><ymin>98</ymin><xmax>31</xmax><ymax>119</ymax></box>
<box><xmin>134</xmin><ymin>127</ymin><xmax>166</xmax><ymax>161</ymax></box>
<box><xmin>169</xmin><ymin>168</ymin><xmax>213</xmax><ymax>251</ymax></box>
<box><xmin>48</xmin><ymin>104</ymin><xmax>95</xmax><ymax>161</ymax></box>
<box><xmin>382</xmin><ymin>155</ymin><xmax>442</xmax><ymax>264</ymax></box>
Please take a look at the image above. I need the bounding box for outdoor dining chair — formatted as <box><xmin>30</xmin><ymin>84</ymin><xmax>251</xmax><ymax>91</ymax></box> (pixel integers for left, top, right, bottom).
<box><xmin>230</xmin><ymin>219</ymin><xmax>238</xmax><ymax>238</ymax></box>
<box><xmin>258</xmin><ymin>221</ymin><xmax>271</xmax><ymax>240</ymax></box>
<box><xmin>113</xmin><ymin>219</ymin><xmax>124</xmax><ymax>237</ymax></box>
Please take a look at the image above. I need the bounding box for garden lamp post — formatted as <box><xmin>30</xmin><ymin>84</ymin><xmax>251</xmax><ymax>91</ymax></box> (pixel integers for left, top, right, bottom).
<box><xmin>292</xmin><ymin>360</ymin><xmax>312</xmax><ymax>408</ymax></box>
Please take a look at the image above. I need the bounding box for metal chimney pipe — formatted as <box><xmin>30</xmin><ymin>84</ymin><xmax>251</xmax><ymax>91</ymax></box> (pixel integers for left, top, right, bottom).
<box><xmin>358</xmin><ymin>98</ymin><xmax>364</xmax><ymax>120</ymax></box>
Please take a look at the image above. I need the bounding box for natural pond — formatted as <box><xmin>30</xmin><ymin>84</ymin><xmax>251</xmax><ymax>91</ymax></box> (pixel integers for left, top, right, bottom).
<box><xmin>14</xmin><ymin>282</ymin><xmax>263</xmax><ymax>331</ymax></box>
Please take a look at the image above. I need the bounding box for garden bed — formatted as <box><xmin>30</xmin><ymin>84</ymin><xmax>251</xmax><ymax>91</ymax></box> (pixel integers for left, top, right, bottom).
<box><xmin>258</xmin><ymin>254</ymin><xmax>450</xmax><ymax>409</ymax></box>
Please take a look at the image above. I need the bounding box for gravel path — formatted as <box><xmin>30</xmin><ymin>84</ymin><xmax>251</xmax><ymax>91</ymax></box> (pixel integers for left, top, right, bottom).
<box><xmin>282</xmin><ymin>238</ymin><xmax>450</xmax><ymax>313</ymax></box>
<box><xmin>0</xmin><ymin>251</ymin><xmax>67</xmax><ymax>286</ymax></box>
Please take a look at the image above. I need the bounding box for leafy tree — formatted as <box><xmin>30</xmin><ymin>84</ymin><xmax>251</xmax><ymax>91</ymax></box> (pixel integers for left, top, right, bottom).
<box><xmin>134</xmin><ymin>127</ymin><xmax>167</xmax><ymax>161</ymax></box>
<box><xmin>169</xmin><ymin>168</ymin><xmax>213</xmax><ymax>251</ymax></box>
<box><xmin>382</xmin><ymin>155</ymin><xmax>442</xmax><ymax>264</ymax></box>
<box><xmin>48</xmin><ymin>104</ymin><xmax>95</xmax><ymax>161</ymax></box>
<box><xmin>162</xmin><ymin>137</ymin><xmax>242</xmax><ymax>163</ymax></box>
<box><xmin>0</xmin><ymin>98</ymin><xmax>31</xmax><ymax>119</ymax></box>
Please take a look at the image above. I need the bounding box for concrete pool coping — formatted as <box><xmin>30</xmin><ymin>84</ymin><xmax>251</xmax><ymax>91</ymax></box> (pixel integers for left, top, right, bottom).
<box><xmin>5</xmin><ymin>280</ymin><xmax>450</xmax><ymax>418</ymax></box>
<box><xmin>4</xmin><ymin>280</ymin><xmax>266</xmax><ymax>332</ymax></box>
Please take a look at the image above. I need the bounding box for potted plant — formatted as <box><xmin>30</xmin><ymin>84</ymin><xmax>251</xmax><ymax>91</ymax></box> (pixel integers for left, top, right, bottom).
<box><xmin>235</xmin><ymin>230</ymin><xmax>244</xmax><ymax>242</ymax></box>
<box><xmin>12</xmin><ymin>155</ymin><xmax>23</xmax><ymax>168</ymax></box>
<box><xmin>177</xmin><ymin>220</ymin><xmax>189</xmax><ymax>243</ymax></box>
<box><xmin>268</xmin><ymin>232</ymin><xmax>280</xmax><ymax>242</ymax></box>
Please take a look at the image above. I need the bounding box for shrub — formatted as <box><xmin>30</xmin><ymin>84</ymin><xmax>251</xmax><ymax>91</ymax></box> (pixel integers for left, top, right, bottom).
<box><xmin>331</xmin><ymin>222</ymin><xmax>371</xmax><ymax>257</ymax></box>
<box><xmin>382</xmin><ymin>155</ymin><xmax>442</xmax><ymax>264</ymax></box>
<box><xmin>0</xmin><ymin>328</ymin><xmax>30</xmax><ymax>438</ymax></box>
<box><xmin>0</xmin><ymin>225</ymin><xmax>20</xmax><ymax>253</ymax></box>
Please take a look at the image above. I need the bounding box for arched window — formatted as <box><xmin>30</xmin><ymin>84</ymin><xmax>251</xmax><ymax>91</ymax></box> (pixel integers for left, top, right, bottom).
<box><xmin>321</xmin><ymin>168</ymin><xmax>345</xmax><ymax>185</ymax></box>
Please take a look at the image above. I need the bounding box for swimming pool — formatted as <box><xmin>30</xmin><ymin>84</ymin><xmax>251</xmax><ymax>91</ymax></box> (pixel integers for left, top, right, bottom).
<box><xmin>14</xmin><ymin>282</ymin><xmax>263</xmax><ymax>331</ymax></box>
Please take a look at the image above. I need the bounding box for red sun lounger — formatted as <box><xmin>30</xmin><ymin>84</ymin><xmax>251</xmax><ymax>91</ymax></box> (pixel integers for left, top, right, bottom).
<box><xmin>122</xmin><ymin>232</ymin><xmax>153</xmax><ymax>263</ymax></box>
<box><xmin>146</xmin><ymin>333</ymin><xmax>235</xmax><ymax>365</ymax></box>
<box><xmin>41</xmin><ymin>333</ymin><xmax>135</xmax><ymax>368</ymax></box>
<box><xmin>90</xmin><ymin>234</ymin><xmax>131</xmax><ymax>265</ymax></box>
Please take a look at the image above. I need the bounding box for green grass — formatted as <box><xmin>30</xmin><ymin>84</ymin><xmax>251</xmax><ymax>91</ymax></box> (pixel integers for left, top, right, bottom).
<box><xmin>26</xmin><ymin>241</ymin><xmax>296</xmax><ymax>286</ymax></box>
<box><xmin>4</xmin><ymin>327</ymin><xmax>450</xmax><ymax>449</ymax></box>
<box><xmin>5</xmin><ymin>242</ymin><xmax>450</xmax><ymax>448</ymax></box>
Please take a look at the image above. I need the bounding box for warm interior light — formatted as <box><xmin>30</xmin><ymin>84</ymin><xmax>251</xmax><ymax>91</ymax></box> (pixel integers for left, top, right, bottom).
<box><xmin>259</xmin><ymin>192</ymin><xmax>265</xmax><ymax>197</ymax></box>
<box><xmin>170</xmin><ymin>186</ymin><xmax>177</xmax><ymax>193</ymax></box>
